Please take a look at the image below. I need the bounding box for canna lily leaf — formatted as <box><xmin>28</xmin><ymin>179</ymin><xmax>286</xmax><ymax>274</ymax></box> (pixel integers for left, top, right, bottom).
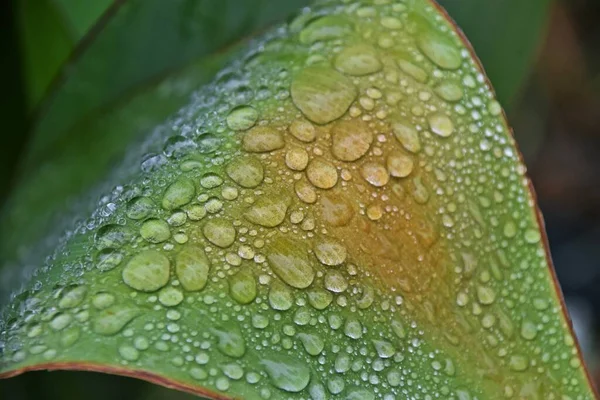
<box><xmin>1</xmin><ymin>0</ymin><xmax>596</xmax><ymax>399</ymax></box>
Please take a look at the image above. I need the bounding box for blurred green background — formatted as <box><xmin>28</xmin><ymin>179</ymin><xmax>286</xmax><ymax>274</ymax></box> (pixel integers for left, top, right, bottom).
<box><xmin>1</xmin><ymin>0</ymin><xmax>599</xmax><ymax>398</ymax></box>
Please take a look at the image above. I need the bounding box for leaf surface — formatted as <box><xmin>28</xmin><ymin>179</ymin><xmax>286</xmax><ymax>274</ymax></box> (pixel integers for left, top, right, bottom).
<box><xmin>1</xmin><ymin>0</ymin><xmax>595</xmax><ymax>399</ymax></box>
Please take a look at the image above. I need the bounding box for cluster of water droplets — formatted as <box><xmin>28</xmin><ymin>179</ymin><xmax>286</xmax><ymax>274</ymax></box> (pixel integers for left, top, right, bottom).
<box><xmin>0</xmin><ymin>0</ymin><xmax>591</xmax><ymax>399</ymax></box>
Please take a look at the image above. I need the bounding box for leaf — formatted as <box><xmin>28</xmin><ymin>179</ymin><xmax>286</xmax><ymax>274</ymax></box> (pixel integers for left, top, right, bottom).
<box><xmin>1</xmin><ymin>0</ymin><xmax>311</xmax><ymax>268</ymax></box>
<box><xmin>1</xmin><ymin>0</ymin><xmax>596</xmax><ymax>399</ymax></box>
<box><xmin>18</xmin><ymin>0</ymin><xmax>113</xmax><ymax>107</ymax></box>
<box><xmin>437</xmin><ymin>0</ymin><xmax>553</xmax><ymax>107</ymax></box>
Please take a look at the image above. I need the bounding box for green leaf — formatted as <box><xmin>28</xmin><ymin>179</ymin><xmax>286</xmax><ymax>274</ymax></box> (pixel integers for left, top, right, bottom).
<box><xmin>18</xmin><ymin>0</ymin><xmax>113</xmax><ymax>107</ymax></box>
<box><xmin>437</xmin><ymin>0</ymin><xmax>553</xmax><ymax>107</ymax></box>
<box><xmin>2</xmin><ymin>0</ymin><xmax>311</xmax><ymax>267</ymax></box>
<box><xmin>1</xmin><ymin>0</ymin><xmax>595</xmax><ymax>399</ymax></box>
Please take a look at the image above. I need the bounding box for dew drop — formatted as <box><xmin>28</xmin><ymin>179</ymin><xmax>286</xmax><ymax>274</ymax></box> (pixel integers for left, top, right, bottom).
<box><xmin>392</xmin><ymin>121</ymin><xmax>421</xmax><ymax>153</ymax></box>
<box><xmin>387</xmin><ymin>152</ymin><xmax>414</xmax><ymax>178</ymax></box>
<box><xmin>225</xmin><ymin>156</ymin><xmax>264</xmax><ymax>188</ymax></box>
<box><xmin>242</xmin><ymin>126</ymin><xmax>285</xmax><ymax>153</ymax></box>
<box><xmin>428</xmin><ymin>113</ymin><xmax>454</xmax><ymax>137</ymax></box>
<box><xmin>314</xmin><ymin>238</ymin><xmax>347</xmax><ymax>266</ymax></box>
<box><xmin>298</xmin><ymin>333</ymin><xmax>325</xmax><ymax>356</ymax></box>
<box><xmin>331</xmin><ymin>119</ymin><xmax>373</xmax><ymax>162</ymax></box>
<box><xmin>306</xmin><ymin>158</ymin><xmax>338</xmax><ymax>189</ymax></box>
<box><xmin>229</xmin><ymin>270</ymin><xmax>257</xmax><ymax>304</ymax></box>
<box><xmin>122</xmin><ymin>250</ymin><xmax>170</xmax><ymax>292</ymax></box>
<box><xmin>203</xmin><ymin>218</ymin><xmax>236</xmax><ymax>248</ymax></box>
<box><xmin>244</xmin><ymin>195</ymin><xmax>290</xmax><ymax>228</ymax></box>
<box><xmin>227</xmin><ymin>105</ymin><xmax>258</xmax><ymax>131</ymax></box>
<box><xmin>162</xmin><ymin>177</ymin><xmax>195</xmax><ymax>210</ymax></box>
<box><xmin>266</xmin><ymin>237</ymin><xmax>315</xmax><ymax>289</ymax></box>
<box><xmin>140</xmin><ymin>219</ymin><xmax>171</xmax><ymax>243</ymax></box>
<box><xmin>361</xmin><ymin>162</ymin><xmax>389</xmax><ymax>187</ymax></box>
<box><xmin>291</xmin><ymin>66</ymin><xmax>357</xmax><ymax>125</ymax></box>
<box><xmin>175</xmin><ymin>246</ymin><xmax>210</xmax><ymax>291</ymax></box>
<box><xmin>260</xmin><ymin>354</ymin><xmax>311</xmax><ymax>392</ymax></box>
<box><xmin>334</xmin><ymin>44</ymin><xmax>382</xmax><ymax>76</ymax></box>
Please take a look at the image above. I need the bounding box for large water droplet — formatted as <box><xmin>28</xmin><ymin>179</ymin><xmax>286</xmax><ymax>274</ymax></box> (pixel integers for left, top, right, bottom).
<box><xmin>314</xmin><ymin>238</ymin><xmax>347</xmax><ymax>266</ymax></box>
<box><xmin>299</xmin><ymin>15</ymin><xmax>353</xmax><ymax>44</ymax></box>
<box><xmin>392</xmin><ymin>121</ymin><xmax>421</xmax><ymax>153</ymax></box>
<box><xmin>428</xmin><ymin>113</ymin><xmax>454</xmax><ymax>137</ymax></box>
<box><xmin>417</xmin><ymin>28</ymin><xmax>462</xmax><ymax>70</ymax></box>
<box><xmin>291</xmin><ymin>66</ymin><xmax>357</xmax><ymax>125</ymax></box>
<box><xmin>122</xmin><ymin>250</ymin><xmax>170</xmax><ymax>292</ymax></box>
<box><xmin>298</xmin><ymin>333</ymin><xmax>325</xmax><ymax>356</ymax></box>
<box><xmin>175</xmin><ymin>246</ymin><xmax>210</xmax><ymax>292</ymax></box>
<box><xmin>244</xmin><ymin>195</ymin><xmax>290</xmax><ymax>228</ymax></box>
<box><xmin>203</xmin><ymin>218</ymin><xmax>236</xmax><ymax>248</ymax></box>
<box><xmin>227</xmin><ymin>105</ymin><xmax>258</xmax><ymax>131</ymax></box>
<box><xmin>211</xmin><ymin>324</ymin><xmax>246</xmax><ymax>358</ymax></box>
<box><xmin>260</xmin><ymin>354</ymin><xmax>311</xmax><ymax>392</ymax></box>
<box><xmin>242</xmin><ymin>126</ymin><xmax>285</xmax><ymax>153</ymax></box>
<box><xmin>334</xmin><ymin>44</ymin><xmax>382</xmax><ymax>76</ymax></box>
<box><xmin>162</xmin><ymin>177</ymin><xmax>195</xmax><ymax>210</ymax></box>
<box><xmin>267</xmin><ymin>237</ymin><xmax>315</xmax><ymax>289</ymax></box>
<box><xmin>229</xmin><ymin>270</ymin><xmax>257</xmax><ymax>304</ymax></box>
<box><xmin>306</xmin><ymin>158</ymin><xmax>338</xmax><ymax>189</ymax></box>
<box><xmin>331</xmin><ymin>119</ymin><xmax>373</xmax><ymax>162</ymax></box>
<box><xmin>93</xmin><ymin>306</ymin><xmax>140</xmax><ymax>336</ymax></box>
<box><xmin>140</xmin><ymin>219</ymin><xmax>171</xmax><ymax>243</ymax></box>
<box><xmin>226</xmin><ymin>156</ymin><xmax>264</xmax><ymax>188</ymax></box>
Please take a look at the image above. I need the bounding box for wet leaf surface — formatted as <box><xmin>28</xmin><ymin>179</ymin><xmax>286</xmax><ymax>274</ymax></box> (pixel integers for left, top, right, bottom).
<box><xmin>1</xmin><ymin>0</ymin><xmax>595</xmax><ymax>399</ymax></box>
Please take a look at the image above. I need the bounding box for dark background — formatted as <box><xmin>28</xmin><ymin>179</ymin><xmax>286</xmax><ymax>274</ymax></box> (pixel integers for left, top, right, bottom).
<box><xmin>1</xmin><ymin>0</ymin><xmax>599</xmax><ymax>398</ymax></box>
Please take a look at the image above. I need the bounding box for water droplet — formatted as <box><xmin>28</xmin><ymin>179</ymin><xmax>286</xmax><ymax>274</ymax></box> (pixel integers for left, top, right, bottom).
<box><xmin>331</xmin><ymin>119</ymin><xmax>373</xmax><ymax>162</ymax></box>
<box><xmin>186</xmin><ymin>204</ymin><xmax>207</xmax><ymax>221</ymax></box>
<box><xmin>344</xmin><ymin>319</ymin><xmax>362</xmax><ymax>339</ymax></box>
<box><xmin>320</xmin><ymin>192</ymin><xmax>354</xmax><ymax>227</ymax></box>
<box><xmin>242</xmin><ymin>126</ymin><xmax>285</xmax><ymax>153</ymax></box>
<box><xmin>398</xmin><ymin>60</ymin><xmax>428</xmax><ymax>83</ymax></box>
<box><xmin>175</xmin><ymin>246</ymin><xmax>210</xmax><ymax>291</ymax></box>
<box><xmin>50</xmin><ymin>313</ymin><xmax>72</xmax><ymax>331</ymax></box>
<box><xmin>93</xmin><ymin>305</ymin><xmax>140</xmax><ymax>335</ymax></box>
<box><xmin>307</xmin><ymin>289</ymin><xmax>333</xmax><ymax>310</ymax></box>
<box><xmin>229</xmin><ymin>270</ymin><xmax>257</xmax><ymax>304</ymax></box>
<box><xmin>291</xmin><ymin>66</ymin><xmax>357</xmax><ymax>124</ymax></box>
<box><xmin>476</xmin><ymin>285</ymin><xmax>496</xmax><ymax>305</ymax></box>
<box><xmin>417</xmin><ymin>28</ymin><xmax>462</xmax><ymax>70</ymax></box>
<box><xmin>92</xmin><ymin>292</ymin><xmax>115</xmax><ymax>309</ymax></box>
<box><xmin>227</xmin><ymin>105</ymin><xmax>258</xmax><ymax>131</ymax></box>
<box><xmin>392</xmin><ymin>121</ymin><xmax>421</xmax><ymax>153</ymax></box>
<box><xmin>334</xmin><ymin>44</ymin><xmax>382</xmax><ymax>76</ymax></box>
<box><xmin>122</xmin><ymin>250</ymin><xmax>170</xmax><ymax>292</ymax></box>
<box><xmin>211</xmin><ymin>324</ymin><xmax>246</xmax><ymax>358</ymax></box>
<box><xmin>58</xmin><ymin>286</ymin><xmax>87</xmax><ymax>309</ymax></box>
<box><xmin>285</xmin><ymin>147</ymin><xmax>309</xmax><ymax>171</ymax></box>
<box><xmin>386</xmin><ymin>152</ymin><xmax>414</xmax><ymax>178</ymax></box>
<box><xmin>200</xmin><ymin>173</ymin><xmax>223</xmax><ymax>189</ymax></box>
<box><xmin>298</xmin><ymin>333</ymin><xmax>324</xmax><ymax>356</ymax></box>
<box><xmin>306</xmin><ymin>158</ymin><xmax>338</xmax><ymax>189</ymax></box>
<box><xmin>140</xmin><ymin>219</ymin><xmax>171</xmax><ymax>243</ymax></box>
<box><xmin>119</xmin><ymin>345</ymin><xmax>139</xmax><ymax>361</ymax></box>
<box><xmin>299</xmin><ymin>15</ymin><xmax>353</xmax><ymax>44</ymax></box>
<box><xmin>95</xmin><ymin>224</ymin><xmax>135</xmax><ymax>250</ymax></box>
<box><xmin>435</xmin><ymin>81</ymin><xmax>463</xmax><ymax>102</ymax></box>
<box><xmin>314</xmin><ymin>238</ymin><xmax>347</xmax><ymax>266</ymax></box>
<box><xmin>327</xmin><ymin>376</ymin><xmax>345</xmax><ymax>394</ymax></box>
<box><xmin>324</xmin><ymin>270</ymin><xmax>348</xmax><ymax>293</ymax></box>
<box><xmin>294</xmin><ymin>180</ymin><xmax>317</xmax><ymax>204</ymax></box>
<box><xmin>509</xmin><ymin>354</ymin><xmax>529</xmax><ymax>372</ymax></box>
<box><xmin>244</xmin><ymin>195</ymin><xmax>290</xmax><ymax>227</ymax></box>
<box><xmin>126</xmin><ymin>197</ymin><xmax>155</xmax><ymax>220</ymax></box>
<box><xmin>162</xmin><ymin>177</ymin><xmax>195</xmax><ymax>210</ymax></box>
<box><xmin>226</xmin><ymin>156</ymin><xmax>264</xmax><ymax>188</ymax></box>
<box><xmin>269</xmin><ymin>281</ymin><xmax>294</xmax><ymax>311</ymax></box>
<box><xmin>289</xmin><ymin>120</ymin><xmax>316</xmax><ymax>142</ymax></box>
<box><xmin>267</xmin><ymin>237</ymin><xmax>315</xmax><ymax>289</ymax></box>
<box><xmin>524</xmin><ymin>229</ymin><xmax>541</xmax><ymax>244</ymax></box>
<box><xmin>372</xmin><ymin>339</ymin><xmax>395</xmax><ymax>358</ymax></box>
<box><xmin>260</xmin><ymin>354</ymin><xmax>310</xmax><ymax>392</ymax></box>
<box><xmin>361</xmin><ymin>162</ymin><xmax>389</xmax><ymax>187</ymax></box>
<box><xmin>520</xmin><ymin>320</ymin><xmax>537</xmax><ymax>340</ymax></box>
<box><xmin>428</xmin><ymin>113</ymin><xmax>454</xmax><ymax>137</ymax></box>
<box><xmin>203</xmin><ymin>218</ymin><xmax>236</xmax><ymax>248</ymax></box>
<box><xmin>158</xmin><ymin>286</ymin><xmax>183</xmax><ymax>306</ymax></box>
